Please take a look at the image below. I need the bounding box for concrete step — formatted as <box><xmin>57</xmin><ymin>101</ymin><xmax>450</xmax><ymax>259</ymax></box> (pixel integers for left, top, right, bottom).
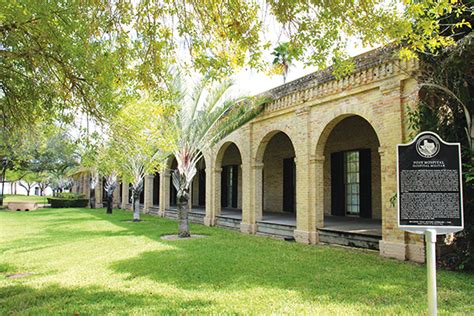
<box><xmin>148</xmin><ymin>209</ymin><xmax>160</xmax><ymax>216</ymax></box>
<box><xmin>164</xmin><ymin>209</ymin><xmax>178</xmax><ymax>220</ymax></box>
<box><xmin>256</xmin><ymin>221</ymin><xmax>295</xmax><ymax>239</ymax></box>
<box><xmin>189</xmin><ymin>212</ymin><xmax>205</xmax><ymax>224</ymax></box>
<box><xmin>164</xmin><ymin>209</ymin><xmax>205</xmax><ymax>224</ymax></box>
<box><xmin>216</xmin><ymin>216</ymin><xmax>241</xmax><ymax>230</ymax></box>
<box><xmin>318</xmin><ymin>229</ymin><xmax>381</xmax><ymax>250</ymax></box>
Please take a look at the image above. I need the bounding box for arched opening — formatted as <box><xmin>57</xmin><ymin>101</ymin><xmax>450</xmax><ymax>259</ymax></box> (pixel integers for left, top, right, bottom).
<box><xmin>118</xmin><ymin>181</ymin><xmax>123</xmax><ymax>208</ymax></box>
<box><xmin>169</xmin><ymin>157</ymin><xmax>178</xmax><ymax>207</ymax></box>
<box><xmin>102</xmin><ymin>177</ymin><xmax>107</xmax><ymax>204</ymax></box>
<box><xmin>190</xmin><ymin>156</ymin><xmax>206</xmax><ymax>211</ymax></box>
<box><xmin>152</xmin><ymin>171</ymin><xmax>160</xmax><ymax>206</ymax></box>
<box><xmin>167</xmin><ymin>154</ymin><xmax>206</xmax><ymax>216</ymax></box>
<box><xmin>320</xmin><ymin>115</ymin><xmax>382</xmax><ymax>241</ymax></box>
<box><xmin>214</xmin><ymin>142</ymin><xmax>243</xmax><ymax>226</ymax></box>
<box><xmin>256</xmin><ymin>131</ymin><xmax>297</xmax><ymax>237</ymax></box>
<box><xmin>128</xmin><ymin>183</ymin><xmax>133</xmax><ymax>204</ymax></box>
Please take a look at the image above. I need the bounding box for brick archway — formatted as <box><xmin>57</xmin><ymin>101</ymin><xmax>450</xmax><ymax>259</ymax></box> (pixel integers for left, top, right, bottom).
<box><xmin>314</xmin><ymin>114</ymin><xmax>383</xmax><ymax>246</ymax></box>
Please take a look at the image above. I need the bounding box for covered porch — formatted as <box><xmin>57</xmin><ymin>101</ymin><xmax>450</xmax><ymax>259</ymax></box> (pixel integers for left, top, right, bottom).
<box><xmin>164</xmin><ymin>206</ymin><xmax>206</xmax><ymax>224</ymax></box>
<box><xmin>254</xmin><ymin>212</ymin><xmax>381</xmax><ymax>249</ymax></box>
<box><xmin>216</xmin><ymin>208</ymin><xmax>242</xmax><ymax>230</ymax></box>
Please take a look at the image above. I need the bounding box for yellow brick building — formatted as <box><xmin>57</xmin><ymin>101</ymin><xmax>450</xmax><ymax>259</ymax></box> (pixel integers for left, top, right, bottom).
<box><xmin>74</xmin><ymin>47</ymin><xmax>425</xmax><ymax>263</ymax></box>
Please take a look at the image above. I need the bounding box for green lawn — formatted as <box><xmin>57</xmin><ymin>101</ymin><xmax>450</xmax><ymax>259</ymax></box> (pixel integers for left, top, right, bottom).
<box><xmin>0</xmin><ymin>208</ymin><xmax>472</xmax><ymax>315</ymax></box>
<box><xmin>3</xmin><ymin>194</ymin><xmax>49</xmax><ymax>204</ymax></box>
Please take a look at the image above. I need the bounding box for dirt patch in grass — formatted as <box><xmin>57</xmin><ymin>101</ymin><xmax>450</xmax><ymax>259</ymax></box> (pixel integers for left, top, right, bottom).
<box><xmin>6</xmin><ymin>272</ymin><xmax>34</xmax><ymax>279</ymax></box>
<box><xmin>161</xmin><ymin>234</ymin><xmax>207</xmax><ymax>240</ymax></box>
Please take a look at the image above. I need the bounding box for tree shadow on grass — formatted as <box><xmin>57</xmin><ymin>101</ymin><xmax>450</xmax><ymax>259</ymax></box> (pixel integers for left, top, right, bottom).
<box><xmin>3</xmin><ymin>208</ymin><xmax>472</xmax><ymax>313</ymax></box>
<box><xmin>0</xmin><ymin>284</ymin><xmax>213</xmax><ymax>315</ymax></box>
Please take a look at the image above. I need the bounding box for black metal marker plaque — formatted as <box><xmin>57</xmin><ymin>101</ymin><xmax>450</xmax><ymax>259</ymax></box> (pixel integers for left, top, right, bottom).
<box><xmin>397</xmin><ymin>132</ymin><xmax>463</xmax><ymax>233</ymax></box>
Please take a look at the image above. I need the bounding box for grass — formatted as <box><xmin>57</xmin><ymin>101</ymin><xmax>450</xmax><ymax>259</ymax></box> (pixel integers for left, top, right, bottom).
<box><xmin>0</xmin><ymin>208</ymin><xmax>473</xmax><ymax>315</ymax></box>
<box><xmin>3</xmin><ymin>194</ymin><xmax>49</xmax><ymax>204</ymax></box>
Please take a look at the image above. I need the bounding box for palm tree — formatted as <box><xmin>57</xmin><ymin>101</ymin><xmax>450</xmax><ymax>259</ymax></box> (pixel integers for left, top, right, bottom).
<box><xmin>271</xmin><ymin>42</ymin><xmax>294</xmax><ymax>84</ymax></box>
<box><xmin>103</xmin><ymin>172</ymin><xmax>118</xmax><ymax>214</ymax></box>
<box><xmin>107</xmin><ymin>95</ymin><xmax>169</xmax><ymax>222</ymax></box>
<box><xmin>162</xmin><ymin>77</ymin><xmax>267</xmax><ymax>237</ymax></box>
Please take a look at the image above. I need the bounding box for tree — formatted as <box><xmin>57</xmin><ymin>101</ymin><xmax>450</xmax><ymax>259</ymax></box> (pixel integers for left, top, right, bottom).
<box><xmin>108</xmin><ymin>95</ymin><xmax>170</xmax><ymax>221</ymax></box>
<box><xmin>6</xmin><ymin>168</ymin><xmax>36</xmax><ymax>195</ymax></box>
<box><xmin>271</xmin><ymin>42</ymin><xmax>296</xmax><ymax>83</ymax></box>
<box><xmin>160</xmin><ymin>76</ymin><xmax>266</xmax><ymax>237</ymax></box>
<box><xmin>3</xmin><ymin>1</ymin><xmax>470</xmax><ymax>139</ymax></box>
<box><xmin>265</xmin><ymin>1</ymin><xmax>472</xmax><ymax>76</ymax></box>
<box><xmin>0</xmin><ymin>0</ymin><xmax>262</xmax><ymax>130</ymax></box>
<box><xmin>6</xmin><ymin>123</ymin><xmax>78</xmax><ymax>196</ymax></box>
<box><xmin>96</xmin><ymin>143</ymin><xmax>120</xmax><ymax>214</ymax></box>
<box><xmin>103</xmin><ymin>172</ymin><xmax>119</xmax><ymax>214</ymax></box>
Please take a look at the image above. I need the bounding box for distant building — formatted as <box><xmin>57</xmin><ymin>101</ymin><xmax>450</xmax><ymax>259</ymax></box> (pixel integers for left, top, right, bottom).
<box><xmin>2</xmin><ymin>180</ymin><xmax>53</xmax><ymax>196</ymax></box>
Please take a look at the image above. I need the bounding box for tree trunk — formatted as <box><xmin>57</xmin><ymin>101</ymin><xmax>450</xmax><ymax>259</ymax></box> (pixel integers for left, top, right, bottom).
<box><xmin>106</xmin><ymin>192</ymin><xmax>113</xmax><ymax>214</ymax></box>
<box><xmin>178</xmin><ymin>190</ymin><xmax>190</xmax><ymax>238</ymax></box>
<box><xmin>133</xmin><ymin>192</ymin><xmax>140</xmax><ymax>222</ymax></box>
<box><xmin>90</xmin><ymin>188</ymin><xmax>95</xmax><ymax>208</ymax></box>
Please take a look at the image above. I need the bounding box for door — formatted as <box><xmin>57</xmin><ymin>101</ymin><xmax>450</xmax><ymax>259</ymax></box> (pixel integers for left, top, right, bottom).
<box><xmin>283</xmin><ymin>158</ymin><xmax>296</xmax><ymax>212</ymax></box>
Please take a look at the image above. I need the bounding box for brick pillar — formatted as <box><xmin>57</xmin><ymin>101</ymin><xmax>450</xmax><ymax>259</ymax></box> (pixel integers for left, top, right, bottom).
<box><xmin>143</xmin><ymin>174</ymin><xmax>154</xmax><ymax>214</ymax></box>
<box><xmin>160</xmin><ymin>170</ymin><xmax>170</xmax><ymax>216</ymax></box>
<box><xmin>239</xmin><ymin>161</ymin><xmax>253</xmax><ymax>233</ymax></box>
<box><xmin>204</xmin><ymin>166</ymin><xmax>215</xmax><ymax>226</ymax></box>
<box><xmin>82</xmin><ymin>174</ymin><xmax>90</xmax><ymax>202</ymax></box>
<box><xmin>252</xmin><ymin>163</ymin><xmax>264</xmax><ymax>223</ymax></box>
<box><xmin>294</xmin><ymin>156</ymin><xmax>318</xmax><ymax>244</ymax></box>
<box><xmin>378</xmin><ymin>146</ymin><xmax>409</xmax><ymax>260</ymax></box>
<box><xmin>206</xmin><ymin>167</ymin><xmax>221</xmax><ymax>226</ymax></box>
<box><xmin>112</xmin><ymin>185</ymin><xmax>120</xmax><ymax>208</ymax></box>
<box><xmin>121</xmin><ymin>181</ymin><xmax>128</xmax><ymax>210</ymax></box>
<box><xmin>188</xmin><ymin>182</ymin><xmax>193</xmax><ymax>210</ymax></box>
<box><xmin>313</xmin><ymin>155</ymin><xmax>325</xmax><ymax>230</ymax></box>
<box><xmin>94</xmin><ymin>176</ymin><xmax>103</xmax><ymax>208</ymax></box>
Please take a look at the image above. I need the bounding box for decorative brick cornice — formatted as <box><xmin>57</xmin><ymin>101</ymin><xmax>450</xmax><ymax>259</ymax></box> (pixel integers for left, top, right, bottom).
<box><xmin>259</xmin><ymin>47</ymin><xmax>418</xmax><ymax>114</ymax></box>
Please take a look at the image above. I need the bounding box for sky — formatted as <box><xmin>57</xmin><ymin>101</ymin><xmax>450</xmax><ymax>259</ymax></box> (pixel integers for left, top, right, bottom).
<box><xmin>233</xmin><ymin>42</ymin><xmax>377</xmax><ymax>97</ymax></box>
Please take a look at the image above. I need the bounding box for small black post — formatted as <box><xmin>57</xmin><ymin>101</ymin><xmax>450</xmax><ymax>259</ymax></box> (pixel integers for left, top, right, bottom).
<box><xmin>0</xmin><ymin>157</ymin><xmax>8</xmax><ymax>206</ymax></box>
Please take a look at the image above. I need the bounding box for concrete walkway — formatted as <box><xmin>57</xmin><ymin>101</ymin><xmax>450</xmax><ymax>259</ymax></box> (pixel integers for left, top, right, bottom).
<box><xmin>218</xmin><ymin>208</ymin><xmax>242</xmax><ymax>219</ymax></box>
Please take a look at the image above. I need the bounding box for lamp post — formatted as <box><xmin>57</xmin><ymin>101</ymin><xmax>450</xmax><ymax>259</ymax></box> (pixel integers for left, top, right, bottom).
<box><xmin>1</xmin><ymin>157</ymin><xmax>8</xmax><ymax>206</ymax></box>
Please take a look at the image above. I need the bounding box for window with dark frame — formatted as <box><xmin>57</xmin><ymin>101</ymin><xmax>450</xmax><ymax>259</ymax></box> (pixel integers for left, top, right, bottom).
<box><xmin>344</xmin><ymin>151</ymin><xmax>360</xmax><ymax>216</ymax></box>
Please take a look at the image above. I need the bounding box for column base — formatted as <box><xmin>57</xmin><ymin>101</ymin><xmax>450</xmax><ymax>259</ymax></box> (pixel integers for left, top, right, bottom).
<box><xmin>240</xmin><ymin>223</ymin><xmax>257</xmax><ymax>234</ymax></box>
<box><xmin>294</xmin><ymin>230</ymin><xmax>319</xmax><ymax>244</ymax></box>
<box><xmin>407</xmin><ymin>243</ymin><xmax>425</xmax><ymax>263</ymax></box>
<box><xmin>379</xmin><ymin>240</ymin><xmax>407</xmax><ymax>261</ymax></box>
<box><xmin>204</xmin><ymin>216</ymin><xmax>216</xmax><ymax>226</ymax></box>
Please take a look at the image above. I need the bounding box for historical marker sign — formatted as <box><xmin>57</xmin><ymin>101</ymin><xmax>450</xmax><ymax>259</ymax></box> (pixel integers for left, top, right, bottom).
<box><xmin>397</xmin><ymin>131</ymin><xmax>464</xmax><ymax>235</ymax></box>
<box><xmin>397</xmin><ymin>131</ymin><xmax>464</xmax><ymax>316</ymax></box>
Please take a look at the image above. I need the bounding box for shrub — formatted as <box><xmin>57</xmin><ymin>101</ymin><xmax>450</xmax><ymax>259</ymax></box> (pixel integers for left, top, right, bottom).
<box><xmin>47</xmin><ymin>197</ymin><xmax>89</xmax><ymax>208</ymax></box>
<box><xmin>56</xmin><ymin>192</ymin><xmax>85</xmax><ymax>199</ymax></box>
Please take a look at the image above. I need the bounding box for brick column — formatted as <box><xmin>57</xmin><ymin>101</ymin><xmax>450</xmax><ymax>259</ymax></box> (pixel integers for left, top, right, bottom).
<box><xmin>94</xmin><ymin>176</ymin><xmax>103</xmax><ymax>208</ymax></box>
<box><xmin>112</xmin><ymin>185</ymin><xmax>120</xmax><ymax>208</ymax></box>
<box><xmin>204</xmin><ymin>166</ymin><xmax>215</xmax><ymax>226</ymax></box>
<box><xmin>294</xmin><ymin>156</ymin><xmax>318</xmax><ymax>244</ymax></box>
<box><xmin>206</xmin><ymin>167</ymin><xmax>221</xmax><ymax>226</ymax></box>
<box><xmin>143</xmin><ymin>174</ymin><xmax>154</xmax><ymax>214</ymax></box>
<box><xmin>240</xmin><ymin>161</ymin><xmax>253</xmax><ymax>233</ymax></box>
<box><xmin>378</xmin><ymin>146</ymin><xmax>409</xmax><ymax>260</ymax></box>
<box><xmin>188</xmin><ymin>182</ymin><xmax>193</xmax><ymax>210</ymax></box>
<box><xmin>159</xmin><ymin>171</ymin><xmax>170</xmax><ymax>216</ymax></box>
<box><xmin>82</xmin><ymin>174</ymin><xmax>90</xmax><ymax>202</ymax></box>
<box><xmin>121</xmin><ymin>181</ymin><xmax>128</xmax><ymax>210</ymax></box>
<box><xmin>313</xmin><ymin>155</ymin><xmax>325</xmax><ymax>230</ymax></box>
<box><xmin>252</xmin><ymin>163</ymin><xmax>264</xmax><ymax>223</ymax></box>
